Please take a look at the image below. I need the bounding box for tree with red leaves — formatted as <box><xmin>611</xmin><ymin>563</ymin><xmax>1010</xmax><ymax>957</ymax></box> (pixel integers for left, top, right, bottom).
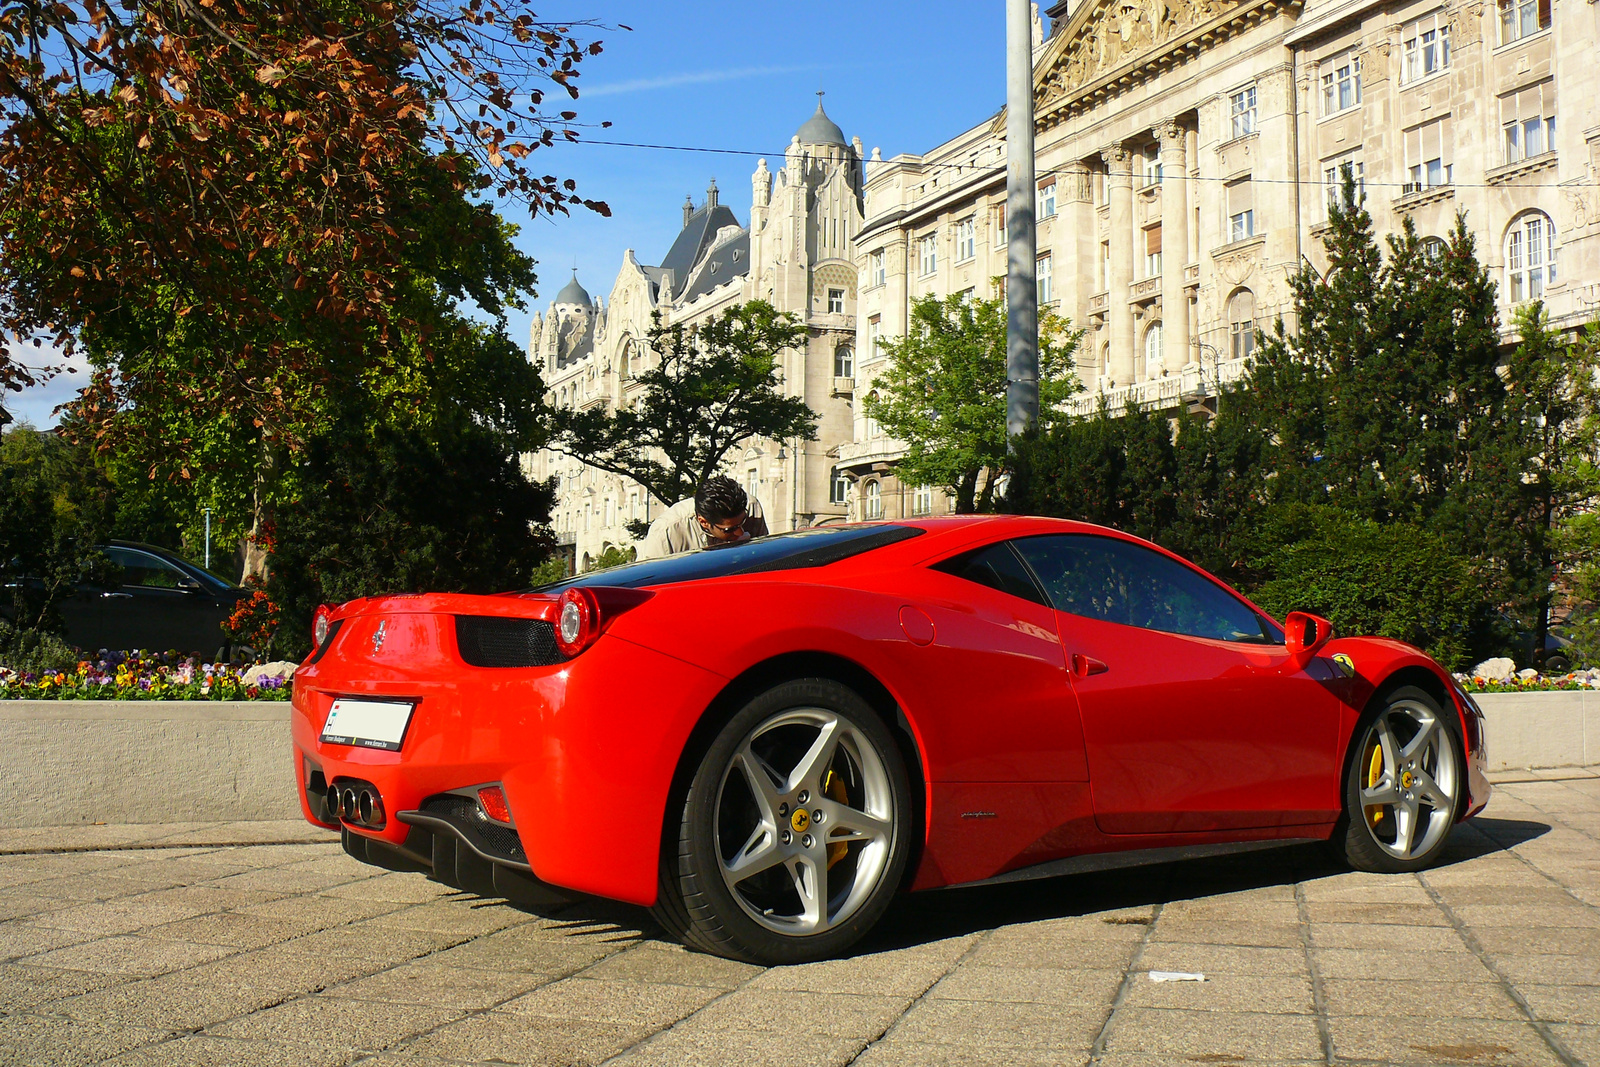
<box><xmin>0</xmin><ymin>2</ymin><xmax>610</xmax><ymax>574</ymax></box>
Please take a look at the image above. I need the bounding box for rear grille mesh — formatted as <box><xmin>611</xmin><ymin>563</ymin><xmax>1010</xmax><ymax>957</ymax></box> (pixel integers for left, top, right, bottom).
<box><xmin>421</xmin><ymin>794</ymin><xmax>527</xmax><ymax>863</ymax></box>
<box><xmin>454</xmin><ymin>615</ymin><xmax>563</xmax><ymax>668</ymax></box>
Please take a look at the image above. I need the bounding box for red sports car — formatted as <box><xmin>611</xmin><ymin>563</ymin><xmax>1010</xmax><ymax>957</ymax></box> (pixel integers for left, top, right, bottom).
<box><xmin>291</xmin><ymin>516</ymin><xmax>1490</xmax><ymax>964</ymax></box>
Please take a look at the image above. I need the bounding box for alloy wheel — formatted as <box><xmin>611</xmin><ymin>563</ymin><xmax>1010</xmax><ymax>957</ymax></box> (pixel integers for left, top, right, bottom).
<box><xmin>1355</xmin><ymin>696</ymin><xmax>1461</xmax><ymax>862</ymax></box>
<box><xmin>713</xmin><ymin>706</ymin><xmax>895</xmax><ymax>936</ymax></box>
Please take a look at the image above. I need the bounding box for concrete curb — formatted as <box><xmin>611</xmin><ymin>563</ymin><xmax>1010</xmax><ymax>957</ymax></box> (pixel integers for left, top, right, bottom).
<box><xmin>0</xmin><ymin>701</ymin><xmax>298</xmax><ymax>828</ymax></box>
<box><xmin>0</xmin><ymin>692</ymin><xmax>1591</xmax><ymax>828</ymax></box>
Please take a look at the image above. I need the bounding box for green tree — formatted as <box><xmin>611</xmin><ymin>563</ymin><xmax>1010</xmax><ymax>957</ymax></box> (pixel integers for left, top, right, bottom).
<box><xmin>1248</xmin><ymin>505</ymin><xmax>1480</xmax><ymax>670</ymax></box>
<box><xmin>549</xmin><ymin>301</ymin><xmax>818</xmax><ymax>508</ymax></box>
<box><xmin>0</xmin><ymin>424</ymin><xmax>113</xmax><ymax>643</ymax></box>
<box><xmin>264</xmin><ymin>420</ymin><xmax>556</xmax><ymax>660</ymax></box>
<box><xmin>863</xmin><ymin>293</ymin><xmax>1080</xmax><ymax>512</ymax></box>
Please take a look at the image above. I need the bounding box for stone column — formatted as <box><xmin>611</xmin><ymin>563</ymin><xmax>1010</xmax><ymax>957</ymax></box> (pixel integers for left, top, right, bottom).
<box><xmin>1102</xmin><ymin>144</ymin><xmax>1135</xmax><ymax>387</ymax></box>
<box><xmin>1155</xmin><ymin>121</ymin><xmax>1190</xmax><ymax>376</ymax></box>
<box><xmin>1063</xmin><ymin>161</ymin><xmax>1097</xmax><ymax>382</ymax></box>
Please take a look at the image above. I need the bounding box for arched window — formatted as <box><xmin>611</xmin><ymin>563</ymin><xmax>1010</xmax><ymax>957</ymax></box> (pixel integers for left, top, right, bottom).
<box><xmin>619</xmin><ymin>345</ymin><xmax>631</xmax><ymax>380</ymax></box>
<box><xmin>1505</xmin><ymin>212</ymin><xmax>1557</xmax><ymax>304</ymax></box>
<box><xmin>834</xmin><ymin>345</ymin><xmax>854</xmax><ymax>379</ymax></box>
<box><xmin>865</xmin><ymin>481</ymin><xmax>883</xmax><ymax>519</ymax></box>
<box><xmin>1421</xmin><ymin>236</ymin><xmax>1446</xmax><ymax>262</ymax></box>
<box><xmin>1099</xmin><ymin>342</ymin><xmax>1110</xmax><ymax>386</ymax></box>
<box><xmin>1228</xmin><ymin>288</ymin><xmax>1256</xmax><ymax>360</ymax></box>
<box><xmin>1144</xmin><ymin>322</ymin><xmax>1164</xmax><ymax>378</ymax></box>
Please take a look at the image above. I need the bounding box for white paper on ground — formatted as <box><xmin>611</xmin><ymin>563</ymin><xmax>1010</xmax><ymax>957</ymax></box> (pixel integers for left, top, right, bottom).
<box><xmin>1148</xmin><ymin>971</ymin><xmax>1207</xmax><ymax>982</ymax></box>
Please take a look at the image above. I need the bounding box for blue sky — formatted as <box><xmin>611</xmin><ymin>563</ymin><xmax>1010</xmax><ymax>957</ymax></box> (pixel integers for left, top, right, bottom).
<box><xmin>6</xmin><ymin>1</ymin><xmax>1024</xmax><ymax>427</ymax></box>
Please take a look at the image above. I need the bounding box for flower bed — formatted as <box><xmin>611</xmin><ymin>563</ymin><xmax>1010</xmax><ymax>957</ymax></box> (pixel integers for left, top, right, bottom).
<box><xmin>1457</xmin><ymin>669</ymin><xmax>1600</xmax><ymax>694</ymax></box>
<box><xmin>0</xmin><ymin>650</ymin><xmax>292</xmax><ymax>701</ymax></box>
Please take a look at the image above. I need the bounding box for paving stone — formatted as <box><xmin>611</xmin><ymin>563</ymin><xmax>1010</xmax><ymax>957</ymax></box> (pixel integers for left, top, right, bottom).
<box><xmin>582</xmin><ymin>944</ymin><xmax>762</xmax><ymax>989</ymax></box>
<box><xmin>1146</xmin><ymin>918</ymin><xmax>1302</xmax><ymax>948</ymax></box>
<box><xmin>1300</xmin><ymin>901</ymin><xmax>1451</xmax><ymax>925</ymax></box>
<box><xmin>46</xmin><ymin>973</ymin><xmax>294</xmax><ymax>1031</ymax></box>
<box><xmin>208</xmin><ymin>994</ymin><xmax>462</xmax><ymax>1052</ymax></box>
<box><xmin>1137</xmin><ymin>943</ymin><xmax>1306</xmax><ymax>977</ymax></box>
<box><xmin>888</xmin><ymin>999</ymin><xmax>1104</xmax><ymax>1050</ymax></box>
<box><xmin>98</xmin><ymin>1033</ymin><xmax>352</xmax><ymax>1067</ymax></box>
<box><xmin>139</xmin><ymin>911</ymin><xmax>318</xmax><ymax>950</ymax></box>
<box><xmin>1326</xmin><ymin>1014</ymin><xmax>1567</xmax><ymax>1065</ymax></box>
<box><xmin>1493</xmin><ymin>952</ymin><xmax>1600</xmax><ymax>986</ymax></box>
<box><xmin>405</xmin><ymin>1010</ymin><xmax>655</xmax><ymax>1065</ymax></box>
<box><xmin>608</xmin><ymin>1025</ymin><xmax>866</xmax><ymax>1067</ymax></box>
<box><xmin>319</xmin><ymin>872</ymin><xmax>459</xmax><ymax>905</ymax></box>
<box><xmin>360</xmin><ymin>899</ymin><xmax>532</xmax><ymax>938</ymax></box>
<box><xmin>234</xmin><ymin>892</ymin><xmax>405</xmax><ymax>927</ymax></box>
<box><xmin>1099</xmin><ymin>1007</ymin><xmax>1323</xmax><ymax>1060</ymax></box>
<box><xmin>23</xmin><ymin>899</ymin><xmax>213</xmax><ymax>938</ymax></box>
<box><xmin>1309</xmin><ymin>921</ymin><xmax>1466</xmax><ymax>951</ymax></box>
<box><xmin>17</xmin><ymin>934</ymin><xmax>235</xmax><ymax>978</ymax></box>
<box><xmin>0</xmin><ymin>963</ymin><xmax>132</xmax><ymax>1012</ymax></box>
<box><xmin>1321</xmin><ymin>977</ymin><xmax>1525</xmax><ymax>1020</ymax></box>
<box><xmin>0</xmin><ymin>920</ymin><xmax>97</xmax><ymax>962</ymax></box>
<box><xmin>926</xmin><ymin>965</ymin><xmax>1122</xmax><ymax>1008</ymax></box>
<box><xmin>1546</xmin><ymin>1023</ymin><xmax>1600</xmax><ymax>1064</ymax></box>
<box><xmin>1121</xmin><ymin>971</ymin><xmax>1314</xmax><ymax>1015</ymax></box>
<box><xmin>428</xmin><ymin>934</ymin><xmax>619</xmax><ymax>978</ymax></box>
<box><xmin>1312</xmin><ymin>947</ymin><xmax>1494</xmax><ymax>982</ymax></box>
<box><xmin>851</xmin><ymin>1038</ymin><xmax>1080</xmax><ymax>1067</ymax></box>
<box><xmin>500</xmin><ymin>976</ymin><xmax>721</xmax><ymax>1028</ymax></box>
<box><xmin>1516</xmin><ymin>982</ymin><xmax>1600</xmax><ymax>1024</ymax></box>
<box><xmin>1451</xmin><ymin>903</ymin><xmax>1600</xmax><ymax>928</ymax></box>
<box><xmin>1472</xmin><ymin>925</ymin><xmax>1600</xmax><ymax>956</ymax></box>
<box><xmin>0</xmin><ymin>1014</ymin><xmax>166</xmax><ymax>1066</ymax></box>
<box><xmin>749</xmin><ymin>937</ymin><xmax>973</xmax><ymax>997</ymax></box>
<box><xmin>961</xmin><ymin>931</ymin><xmax>1138</xmax><ymax>972</ymax></box>
<box><xmin>686</xmin><ymin>989</ymin><xmax>910</xmax><ymax>1038</ymax></box>
<box><xmin>326</xmin><ymin>961</ymin><xmax>553</xmax><ymax>1011</ymax></box>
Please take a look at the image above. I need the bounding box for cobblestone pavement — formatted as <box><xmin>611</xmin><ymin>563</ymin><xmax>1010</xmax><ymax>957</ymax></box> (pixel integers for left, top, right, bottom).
<box><xmin>0</xmin><ymin>769</ymin><xmax>1596</xmax><ymax>1067</ymax></box>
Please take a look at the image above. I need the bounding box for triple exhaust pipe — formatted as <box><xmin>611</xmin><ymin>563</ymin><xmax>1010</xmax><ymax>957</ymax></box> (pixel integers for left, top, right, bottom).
<box><xmin>328</xmin><ymin>778</ymin><xmax>385</xmax><ymax>829</ymax></box>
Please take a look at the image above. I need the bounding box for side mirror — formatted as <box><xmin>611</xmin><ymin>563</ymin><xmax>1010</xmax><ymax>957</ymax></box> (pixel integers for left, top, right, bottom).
<box><xmin>177</xmin><ymin>576</ymin><xmax>202</xmax><ymax>593</ymax></box>
<box><xmin>1284</xmin><ymin>611</ymin><xmax>1335</xmax><ymax>667</ymax></box>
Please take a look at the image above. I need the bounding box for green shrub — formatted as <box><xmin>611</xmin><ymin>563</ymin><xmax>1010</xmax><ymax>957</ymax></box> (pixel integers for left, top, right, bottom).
<box><xmin>1248</xmin><ymin>506</ymin><xmax>1483</xmax><ymax>670</ymax></box>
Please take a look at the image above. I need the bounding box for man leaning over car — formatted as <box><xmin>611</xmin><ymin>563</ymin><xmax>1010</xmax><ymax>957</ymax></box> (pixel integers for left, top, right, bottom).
<box><xmin>637</xmin><ymin>475</ymin><xmax>769</xmax><ymax>561</ymax></box>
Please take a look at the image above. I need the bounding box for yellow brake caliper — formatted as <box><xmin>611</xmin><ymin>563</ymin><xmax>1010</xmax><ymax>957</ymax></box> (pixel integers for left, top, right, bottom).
<box><xmin>1366</xmin><ymin>742</ymin><xmax>1386</xmax><ymax>826</ymax></box>
<box><xmin>824</xmin><ymin>769</ymin><xmax>849</xmax><ymax>869</ymax></box>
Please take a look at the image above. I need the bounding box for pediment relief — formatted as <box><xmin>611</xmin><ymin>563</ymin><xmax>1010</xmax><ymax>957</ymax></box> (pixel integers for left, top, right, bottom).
<box><xmin>1035</xmin><ymin>0</ymin><xmax>1295</xmax><ymax>124</ymax></box>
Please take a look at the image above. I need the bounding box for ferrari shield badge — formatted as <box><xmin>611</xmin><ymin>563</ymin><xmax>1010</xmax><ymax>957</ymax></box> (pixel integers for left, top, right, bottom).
<box><xmin>1331</xmin><ymin>653</ymin><xmax>1357</xmax><ymax>678</ymax></box>
<box><xmin>371</xmin><ymin>620</ymin><xmax>388</xmax><ymax>656</ymax></box>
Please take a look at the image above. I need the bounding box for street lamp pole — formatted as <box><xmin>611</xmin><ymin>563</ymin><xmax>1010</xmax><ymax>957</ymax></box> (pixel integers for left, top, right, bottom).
<box><xmin>1005</xmin><ymin>0</ymin><xmax>1039</xmax><ymax>451</ymax></box>
<box><xmin>203</xmin><ymin>507</ymin><xmax>212</xmax><ymax>570</ymax></box>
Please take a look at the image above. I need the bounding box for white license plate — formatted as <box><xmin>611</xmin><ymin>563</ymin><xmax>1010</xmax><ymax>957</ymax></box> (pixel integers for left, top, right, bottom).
<box><xmin>320</xmin><ymin>699</ymin><xmax>416</xmax><ymax>752</ymax></box>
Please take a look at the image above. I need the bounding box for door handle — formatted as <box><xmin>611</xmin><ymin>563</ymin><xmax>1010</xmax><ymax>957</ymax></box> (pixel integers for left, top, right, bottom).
<box><xmin>1071</xmin><ymin>653</ymin><xmax>1109</xmax><ymax>677</ymax></box>
<box><xmin>100</xmin><ymin>592</ymin><xmax>133</xmax><ymax>599</ymax></box>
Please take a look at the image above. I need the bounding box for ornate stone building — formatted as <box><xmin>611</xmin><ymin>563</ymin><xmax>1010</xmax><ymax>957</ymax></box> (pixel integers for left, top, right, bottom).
<box><xmin>526</xmin><ymin>102</ymin><xmax>867</xmax><ymax>570</ymax></box>
<box><xmin>845</xmin><ymin>0</ymin><xmax>1598</xmax><ymax>518</ymax></box>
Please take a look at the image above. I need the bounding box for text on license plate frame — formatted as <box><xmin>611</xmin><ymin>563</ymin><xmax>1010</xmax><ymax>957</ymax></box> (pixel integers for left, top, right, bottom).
<box><xmin>320</xmin><ymin>698</ymin><xmax>417</xmax><ymax>752</ymax></box>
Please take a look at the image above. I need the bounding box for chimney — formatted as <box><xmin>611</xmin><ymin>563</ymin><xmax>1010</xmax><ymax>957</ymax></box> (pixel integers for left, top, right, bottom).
<box><xmin>683</xmin><ymin>195</ymin><xmax>694</xmax><ymax>228</ymax></box>
<box><xmin>706</xmin><ymin>178</ymin><xmax>719</xmax><ymax>210</ymax></box>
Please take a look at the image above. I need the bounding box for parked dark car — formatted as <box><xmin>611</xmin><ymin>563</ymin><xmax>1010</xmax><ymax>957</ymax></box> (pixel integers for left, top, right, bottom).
<box><xmin>50</xmin><ymin>542</ymin><xmax>250</xmax><ymax>658</ymax></box>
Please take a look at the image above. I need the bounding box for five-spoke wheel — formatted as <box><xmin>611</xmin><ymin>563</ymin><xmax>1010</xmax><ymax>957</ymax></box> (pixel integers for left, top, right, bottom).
<box><xmin>654</xmin><ymin>679</ymin><xmax>912</xmax><ymax>964</ymax></box>
<box><xmin>1339</xmin><ymin>685</ymin><xmax>1464</xmax><ymax>872</ymax></box>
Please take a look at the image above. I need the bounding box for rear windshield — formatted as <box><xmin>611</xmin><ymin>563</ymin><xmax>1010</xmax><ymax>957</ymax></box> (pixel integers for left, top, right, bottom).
<box><xmin>535</xmin><ymin>524</ymin><xmax>925</xmax><ymax>591</ymax></box>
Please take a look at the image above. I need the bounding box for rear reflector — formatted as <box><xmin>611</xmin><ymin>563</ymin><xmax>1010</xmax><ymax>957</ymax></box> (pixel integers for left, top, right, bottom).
<box><xmin>477</xmin><ymin>786</ymin><xmax>512</xmax><ymax>824</ymax></box>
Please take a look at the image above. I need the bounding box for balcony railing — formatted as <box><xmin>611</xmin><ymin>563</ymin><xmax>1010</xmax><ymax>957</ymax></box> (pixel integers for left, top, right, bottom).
<box><xmin>1063</xmin><ymin>356</ymin><xmax>1251</xmax><ymax>418</ymax></box>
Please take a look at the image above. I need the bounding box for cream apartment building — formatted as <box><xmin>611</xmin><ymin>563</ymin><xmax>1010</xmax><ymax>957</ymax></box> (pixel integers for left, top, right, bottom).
<box><xmin>526</xmin><ymin>103</ymin><xmax>867</xmax><ymax>570</ymax></box>
<box><xmin>844</xmin><ymin>0</ymin><xmax>1599</xmax><ymax>519</ymax></box>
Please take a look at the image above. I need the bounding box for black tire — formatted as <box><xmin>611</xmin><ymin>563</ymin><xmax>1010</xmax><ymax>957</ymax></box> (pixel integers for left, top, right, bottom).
<box><xmin>653</xmin><ymin>678</ymin><xmax>913</xmax><ymax>964</ymax></box>
<box><xmin>1544</xmin><ymin>654</ymin><xmax>1571</xmax><ymax>675</ymax></box>
<box><xmin>1337</xmin><ymin>685</ymin><xmax>1466</xmax><ymax>873</ymax></box>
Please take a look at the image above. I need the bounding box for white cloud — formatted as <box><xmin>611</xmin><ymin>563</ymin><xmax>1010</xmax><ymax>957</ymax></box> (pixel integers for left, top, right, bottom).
<box><xmin>3</xmin><ymin>341</ymin><xmax>91</xmax><ymax>430</ymax></box>
<box><xmin>582</xmin><ymin>65</ymin><xmax>812</xmax><ymax>98</ymax></box>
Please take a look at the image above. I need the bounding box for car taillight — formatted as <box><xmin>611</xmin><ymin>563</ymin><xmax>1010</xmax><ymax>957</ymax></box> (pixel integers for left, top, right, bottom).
<box><xmin>477</xmin><ymin>785</ymin><xmax>512</xmax><ymax>824</ymax></box>
<box><xmin>551</xmin><ymin>586</ymin><xmax>655</xmax><ymax>659</ymax></box>
<box><xmin>313</xmin><ymin>604</ymin><xmax>334</xmax><ymax>649</ymax></box>
<box><xmin>555</xmin><ymin>588</ymin><xmax>598</xmax><ymax>658</ymax></box>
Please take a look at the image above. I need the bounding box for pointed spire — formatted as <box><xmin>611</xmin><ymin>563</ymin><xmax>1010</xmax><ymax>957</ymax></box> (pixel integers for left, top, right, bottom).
<box><xmin>706</xmin><ymin>178</ymin><xmax>718</xmax><ymax>210</ymax></box>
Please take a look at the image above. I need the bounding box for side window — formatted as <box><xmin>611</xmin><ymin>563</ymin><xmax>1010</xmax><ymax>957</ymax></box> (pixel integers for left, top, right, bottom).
<box><xmin>1011</xmin><ymin>535</ymin><xmax>1272</xmax><ymax>643</ymax></box>
<box><xmin>104</xmin><ymin>547</ymin><xmax>188</xmax><ymax>589</ymax></box>
<box><xmin>931</xmin><ymin>543</ymin><xmax>1049</xmax><ymax>607</ymax></box>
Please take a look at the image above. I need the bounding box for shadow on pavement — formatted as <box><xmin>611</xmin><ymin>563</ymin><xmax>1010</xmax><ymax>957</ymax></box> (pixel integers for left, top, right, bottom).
<box><xmin>858</xmin><ymin>816</ymin><xmax>1553</xmax><ymax>955</ymax></box>
<box><xmin>470</xmin><ymin>817</ymin><xmax>1552</xmax><ymax>957</ymax></box>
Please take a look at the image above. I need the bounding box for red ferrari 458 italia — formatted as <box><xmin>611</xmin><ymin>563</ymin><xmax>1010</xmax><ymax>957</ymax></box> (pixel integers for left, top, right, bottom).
<box><xmin>292</xmin><ymin>516</ymin><xmax>1490</xmax><ymax>964</ymax></box>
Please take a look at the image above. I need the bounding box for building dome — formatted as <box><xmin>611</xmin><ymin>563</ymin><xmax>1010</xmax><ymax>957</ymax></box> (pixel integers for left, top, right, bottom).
<box><xmin>554</xmin><ymin>271</ymin><xmax>591</xmax><ymax>306</ymax></box>
<box><xmin>796</xmin><ymin>101</ymin><xmax>847</xmax><ymax>147</ymax></box>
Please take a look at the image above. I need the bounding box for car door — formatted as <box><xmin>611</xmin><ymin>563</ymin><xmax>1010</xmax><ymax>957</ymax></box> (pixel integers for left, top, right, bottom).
<box><xmin>100</xmin><ymin>547</ymin><xmax>221</xmax><ymax>655</ymax></box>
<box><xmin>911</xmin><ymin>540</ymin><xmax>1088</xmax><ymax>782</ymax></box>
<box><xmin>1011</xmin><ymin>534</ymin><xmax>1342</xmax><ymax>835</ymax></box>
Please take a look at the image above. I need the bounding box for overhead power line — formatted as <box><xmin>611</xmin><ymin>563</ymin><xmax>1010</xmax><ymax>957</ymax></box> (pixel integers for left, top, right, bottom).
<box><xmin>578</xmin><ymin>137</ymin><xmax>1596</xmax><ymax>191</ymax></box>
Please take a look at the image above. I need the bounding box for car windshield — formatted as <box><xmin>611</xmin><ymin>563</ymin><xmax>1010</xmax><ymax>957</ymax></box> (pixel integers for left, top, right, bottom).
<box><xmin>534</xmin><ymin>524</ymin><xmax>925</xmax><ymax>591</ymax></box>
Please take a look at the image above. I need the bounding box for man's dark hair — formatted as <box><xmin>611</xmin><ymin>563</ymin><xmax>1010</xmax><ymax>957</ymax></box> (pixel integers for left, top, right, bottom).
<box><xmin>694</xmin><ymin>475</ymin><xmax>748</xmax><ymax>523</ymax></box>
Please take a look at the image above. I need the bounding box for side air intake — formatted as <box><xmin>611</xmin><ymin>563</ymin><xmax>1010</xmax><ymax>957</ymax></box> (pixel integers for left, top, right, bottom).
<box><xmin>454</xmin><ymin>616</ymin><xmax>564</xmax><ymax>668</ymax></box>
